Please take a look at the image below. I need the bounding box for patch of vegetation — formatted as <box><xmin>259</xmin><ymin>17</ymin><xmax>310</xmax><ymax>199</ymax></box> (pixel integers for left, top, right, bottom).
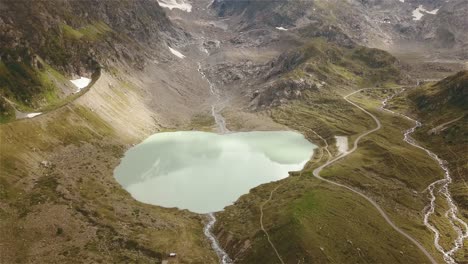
<box><xmin>61</xmin><ymin>22</ymin><xmax>112</xmax><ymax>42</ymax></box>
<box><xmin>187</xmin><ymin>113</ymin><xmax>216</xmax><ymax>131</ymax></box>
<box><xmin>39</xmin><ymin>68</ymin><xmax>101</xmax><ymax>113</ymax></box>
<box><xmin>61</xmin><ymin>24</ymin><xmax>84</xmax><ymax>39</ymax></box>
<box><xmin>409</xmin><ymin>70</ymin><xmax>468</xmax><ymax>112</ymax></box>
<box><xmin>0</xmin><ymin>96</ymin><xmax>15</xmax><ymax>123</ymax></box>
<box><xmin>0</xmin><ymin>58</ymin><xmax>43</xmax><ymax>107</ymax></box>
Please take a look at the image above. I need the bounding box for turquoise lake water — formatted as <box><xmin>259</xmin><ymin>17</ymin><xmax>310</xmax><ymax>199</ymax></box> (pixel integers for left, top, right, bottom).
<box><xmin>114</xmin><ymin>131</ymin><xmax>316</xmax><ymax>213</ymax></box>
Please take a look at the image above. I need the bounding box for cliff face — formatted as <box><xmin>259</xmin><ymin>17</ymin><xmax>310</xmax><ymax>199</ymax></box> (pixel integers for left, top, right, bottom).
<box><xmin>0</xmin><ymin>0</ymin><xmax>179</xmax><ymax>114</ymax></box>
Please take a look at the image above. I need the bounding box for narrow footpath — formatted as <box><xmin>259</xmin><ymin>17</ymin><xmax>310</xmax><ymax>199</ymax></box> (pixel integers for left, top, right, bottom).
<box><xmin>259</xmin><ymin>128</ymin><xmax>331</xmax><ymax>264</ymax></box>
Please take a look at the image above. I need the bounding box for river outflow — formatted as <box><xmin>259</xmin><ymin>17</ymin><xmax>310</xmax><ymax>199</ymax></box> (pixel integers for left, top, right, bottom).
<box><xmin>204</xmin><ymin>213</ymin><xmax>232</xmax><ymax>264</ymax></box>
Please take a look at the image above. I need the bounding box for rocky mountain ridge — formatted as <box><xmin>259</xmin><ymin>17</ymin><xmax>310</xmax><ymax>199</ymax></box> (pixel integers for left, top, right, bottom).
<box><xmin>213</xmin><ymin>0</ymin><xmax>468</xmax><ymax>56</ymax></box>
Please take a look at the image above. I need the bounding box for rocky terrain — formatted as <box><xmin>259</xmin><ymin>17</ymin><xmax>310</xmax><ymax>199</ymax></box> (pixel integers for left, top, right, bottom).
<box><xmin>0</xmin><ymin>0</ymin><xmax>466</xmax><ymax>263</ymax></box>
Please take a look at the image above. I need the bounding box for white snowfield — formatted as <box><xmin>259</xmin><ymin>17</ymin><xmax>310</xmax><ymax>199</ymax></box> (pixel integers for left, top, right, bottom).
<box><xmin>275</xmin><ymin>27</ymin><xmax>288</xmax><ymax>31</ymax></box>
<box><xmin>70</xmin><ymin>77</ymin><xmax>92</xmax><ymax>92</ymax></box>
<box><xmin>412</xmin><ymin>5</ymin><xmax>439</xmax><ymax>20</ymax></box>
<box><xmin>169</xmin><ymin>47</ymin><xmax>186</xmax><ymax>59</ymax></box>
<box><xmin>426</xmin><ymin>8</ymin><xmax>439</xmax><ymax>15</ymax></box>
<box><xmin>26</xmin><ymin>113</ymin><xmax>42</xmax><ymax>118</ymax></box>
<box><xmin>157</xmin><ymin>0</ymin><xmax>192</xmax><ymax>12</ymax></box>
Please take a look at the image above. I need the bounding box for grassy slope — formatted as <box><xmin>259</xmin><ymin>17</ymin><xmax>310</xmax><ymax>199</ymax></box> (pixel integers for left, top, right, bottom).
<box><xmin>0</xmin><ymin>84</ymin><xmax>217</xmax><ymax>263</ymax></box>
<box><xmin>215</xmin><ymin>87</ymin><xmax>446</xmax><ymax>263</ymax></box>
<box><xmin>387</xmin><ymin>71</ymin><xmax>468</xmax><ymax>261</ymax></box>
<box><xmin>279</xmin><ymin>39</ymin><xmax>401</xmax><ymax>88</ymax></box>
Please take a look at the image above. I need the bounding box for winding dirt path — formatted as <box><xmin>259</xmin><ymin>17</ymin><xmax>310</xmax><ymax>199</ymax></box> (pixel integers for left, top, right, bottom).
<box><xmin>429</xmin><ymin>115</ymin><xmax>464</xmax><ymax>135</ymax></box>
<box><xmin>259</xmin><ymin>183</ymin><xmax>286</xmax><ymax>264</ymax></box>
<box><xmin>312</xmin><ymin>89</ymin><xmax>438</xmax><ymax>264</ymax></box>
<box><xmin>259</xmin><ymin>129</ymin><xmax>331</xmax><ymax>264</ymax></box>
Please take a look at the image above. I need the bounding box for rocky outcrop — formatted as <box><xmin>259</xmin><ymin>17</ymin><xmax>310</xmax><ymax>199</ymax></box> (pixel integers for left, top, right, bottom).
<box><xmin>250</xmin><ymin>78</ymin><xmax>319</xmax><ymax>110</ymax></box>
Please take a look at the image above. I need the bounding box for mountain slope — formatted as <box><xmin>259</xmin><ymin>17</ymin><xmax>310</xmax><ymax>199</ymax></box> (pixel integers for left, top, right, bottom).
<box><xmin>410</xmin><ymin>70</ymin><xmax>468</xmax><ymax>111</ymax></box>
<box><xmin>408</xmin><ymin>71</ymin><xmax>467</xmax><ymax>214</ymax></box>
<box><xmin>212</xmin><ymin>0</ymin><xmax>468</xmax><ymax>56</ymax></box>
<box><xmin>0</xmin><ymin>0</ymin><xmax>179</xmax><ymax>121</ymax></box>
<box><xmin>0</xmin><ymin>1</ymin><xmax>219</xmax><ymax>263</ymax></box>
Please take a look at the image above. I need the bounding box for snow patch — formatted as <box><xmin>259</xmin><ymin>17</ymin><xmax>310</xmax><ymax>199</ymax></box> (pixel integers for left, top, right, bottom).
<box><xmin>412</xmin><ymin>5</ymin><xmax>439</xmax><ymax>20</ymax></box>
<box><xmin>157</xmin><ymin>0</ymin><xmax>192</xmax><ymax>12</ymax></box>
<box><xmin>169</xmin><ymin>47</ymin><xmax>186</xmax><ymax>59</ymax></box>
<box><xmin>335</xmin><ymin>136</ymin><xmax>348</xmax><ymax>154</ymax></box>
<box><xmin>26</xmin><ymin>113</ymin><xmax>42</xmax><ymax>118</ymax></box>
<box><xmin>412</xmin><ymin>6</ymin><xmax>425</xmax><ymax>20</ymax></box>
<box><xmin>426</xmin><ymin>8</ymin><xmax>439</xmax><ymax>15</ymax></box>
<box><xmin>70</xmin><ymin>77</ymin><xmax>92</xmax><ymax>92</ymax></box>
<box><xmin>275</xmin><ymin>27</ymin><xmax>288</xmax><ymax>31</ymax></box>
